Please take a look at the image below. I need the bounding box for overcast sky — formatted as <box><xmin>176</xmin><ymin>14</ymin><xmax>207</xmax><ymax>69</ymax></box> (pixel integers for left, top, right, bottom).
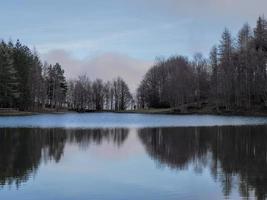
<box><xmin>1</xmin><ymin>0</ymin><xmax>267</xmax><ymax>90</ymax></box>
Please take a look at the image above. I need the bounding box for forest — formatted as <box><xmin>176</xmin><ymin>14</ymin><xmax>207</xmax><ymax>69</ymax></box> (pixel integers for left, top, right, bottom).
<box><xmin>137</xmin><ymin>16</ymin><xmax>267</xmax><ymax>113</ymax></box>
<box><xmin>0</xmin><ymin>40</ymin><xmax>132</xmax><ymax>111</ymax></box>
<box><xmin>1</xmin><ymin>16</ymin><xmax>267</xmax><ymax>113</ymax></box>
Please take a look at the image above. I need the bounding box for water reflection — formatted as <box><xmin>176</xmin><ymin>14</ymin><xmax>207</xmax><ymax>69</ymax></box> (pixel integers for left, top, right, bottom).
<box><xmin>0</xmin><ymin>128</ymin><xmax>129</xmax><ymax>188</ymax></box>
<box><xmin>1</xmin><ymin>126</ymin><xmax>267</xmax><ymax>199</ymax></box>
<box><xmin>139</xmin><ymin>126</ymin><xmax>267</xmax><ymax>199</ymax></box>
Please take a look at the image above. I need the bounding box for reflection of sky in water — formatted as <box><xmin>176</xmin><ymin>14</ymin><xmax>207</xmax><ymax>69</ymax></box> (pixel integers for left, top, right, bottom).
<box><xmin>0</xmin><ymin>126</ymin><xmax>264</xmax><ymax>199</ymax></box>
<box><xmin>1</xmin><ymin>113</ymin><xmax>267</xmax><ymax>128</ymax></box>
<box><xmin>0</xmin><ymin>130</ymin><xmax>222</xmax><ymax>199</ymax></box>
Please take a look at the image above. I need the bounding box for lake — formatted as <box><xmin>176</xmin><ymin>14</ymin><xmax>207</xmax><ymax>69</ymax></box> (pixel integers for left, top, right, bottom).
<box><xmin>0</xmin><ymin>113</ymin><xmax>267</xmax><ymax>200</ymax></box>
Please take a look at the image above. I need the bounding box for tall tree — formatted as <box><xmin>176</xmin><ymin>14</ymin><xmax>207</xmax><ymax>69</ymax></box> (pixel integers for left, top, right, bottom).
<box><xmin>237</xmin><ymin>23</ymin><xmax>253</xmax><ymax>108</ymax></box>
<box><xmin>254</xmin><ymin>16</ymin><xmax>267</xmax><ymax>105</ymax></box>
<box><xmin>210</xmin><ymin>46</ymin><xmax>219</xmax><ymax>110</ymax></box>
<box><xmin>0</xmin><ymin>41</ymin><xmax>19</xmax><ymax>108</ymax></box>
<box><xmin>13</xmin><ymin>40</ymin><xmax>34</xmax><ymax>110</ymax></box>
<box><xmin>46</xmin><ymin>63</ymin><xmax>67</xmax><ymax>110</ymax></box>
<box><xmin>92</xmin><ymin>79</ymin><xmax>104</xmax><ymax>111</ymax></box>
<box><xmin>218</xmin><ymin>29</ymin><xmax>235</xmax><ymax>109</ymax></box>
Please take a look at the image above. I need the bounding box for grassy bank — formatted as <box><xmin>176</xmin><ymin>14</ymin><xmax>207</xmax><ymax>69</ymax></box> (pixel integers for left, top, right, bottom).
<box><xmin>2</xmin><ymin>105</ymin><xmax>267</xmax><ymax>117</ymax></box>
<box><xmin>0</xmin><ymin>111</ymin><xmax>35</xmax><ymax>116</ymax></box>
<box><xmin>0</xmin><ymin>109</ymin><xmax>71</xmax><ymax>116</ymax></box>
<box><xmin>116</xmin><ymin>108</ymin><xmax>175</xmax><ymax>114</ymax></box>
<box><xmin>117</xmin><ymin>104</ymin><xmax>267</xmax><ymax>117</ymax></box>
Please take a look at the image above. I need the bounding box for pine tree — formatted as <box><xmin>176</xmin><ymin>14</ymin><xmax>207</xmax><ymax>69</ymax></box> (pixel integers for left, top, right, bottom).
<box><xmin>218</xmin><ymin>29</ymin><xmax>235</xmax><ymax>109</ymax></box>
<box><xmin>254</xmin><ymin>16</ymin><xmax>267</xmax><ymax>105</ymax></box>
<box><xmin>0</xmin><ymin>41</ymin><xmax>19</xmax><ymax>108</ymax></box>
<box><xmin>210</xmin><ymin>46</ymin><xmax>219</xmax><ymax>110</ymax></box>
<box><xmin>13</xmin><ymin>40</ymin><xmax>34</xmax><ymax>110</ymax></box>
<box><xmin>237</xmin><ymin>23</ymin><xmax>253</xmax><ymax>108</ymax></box>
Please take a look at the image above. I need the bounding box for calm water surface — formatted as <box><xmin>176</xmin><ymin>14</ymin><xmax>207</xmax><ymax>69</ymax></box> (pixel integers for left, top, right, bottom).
<box><xmin>0</xmin><ymin>113</ymin><xmax>267</xmax><ymax>200</ymax></box>
<box><xmin>1</xmin><ymin>112</ymin><xmax>267</xmax><ymax>128</ymax></box>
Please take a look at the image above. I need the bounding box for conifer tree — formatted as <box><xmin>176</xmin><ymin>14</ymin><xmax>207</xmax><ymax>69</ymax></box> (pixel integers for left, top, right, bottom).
<box><xmin>0</xmin><ymin>41</ymin><xmax>19</xmax><ymax>108</ymax></box>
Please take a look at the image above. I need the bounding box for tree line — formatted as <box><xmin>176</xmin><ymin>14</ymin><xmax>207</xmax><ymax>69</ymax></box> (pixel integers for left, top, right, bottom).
<box><xmin>67</xmin><ymin>76</ymin><xmax>133</xmax><ymax>111</ymax></box>
<box><xmin>0</xmin><ymin>40</ymin><xmax>67</xmax><ymax>111</ymax></box>
<box><xmin>2</xmin><ymin>16</ymin><xmax>267</xmax><ymax>113</ymax></box>
<box><xmin>0</xmin><ymin>40</ymin><xmax>133</xmax><ymax>111</ymax></box>
<box><xmin>137</xmin><ymin>16</ymin><xmax>267</xmax><ymax>112</ymax></box>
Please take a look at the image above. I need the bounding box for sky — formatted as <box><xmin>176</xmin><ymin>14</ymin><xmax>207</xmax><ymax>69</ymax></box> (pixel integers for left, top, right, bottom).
<box><xmin>1</xmin><ymin>0</ymin><xmax>267</xmax><ymax>90</ymax></box>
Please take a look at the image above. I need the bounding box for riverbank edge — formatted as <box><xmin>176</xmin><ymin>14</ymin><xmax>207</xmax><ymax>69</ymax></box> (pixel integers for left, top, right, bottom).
<box><xmin>0</xmin><ymin>111</ymin><xmax>74</xmax><ymax>116</ymax></box>
<box><xmin>2</xmin><ymin>108</ymin><xmax>267</xmax><ymax>117</ymax></box>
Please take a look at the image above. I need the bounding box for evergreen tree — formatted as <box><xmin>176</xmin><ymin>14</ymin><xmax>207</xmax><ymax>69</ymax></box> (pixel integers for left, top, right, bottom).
<box><xmin>13</xmin><ymin>40</ymin><xmax>34</xmax><ymax>110</ymax></box>
<box><xmin>0</xmin><ymin>41</ymin><xmax>19</xmax><ymax>108</ymax></box>
<box><xmin>218</xmin><ymin>29</ymin><xmax>235</xmax><ymax>109</ymax></box>
<box><xmin>210</xmin><ymin>46</ymin><xmax>219</xmax><ymax>110</ymax></box>
<box><xmin>237</xmin><ymin>23</ymin><xmax>253</xmax><ymax>108</ymax></box>
<box><xmin>254</xmin><ymin>17</ymin><xmax>267</xmax><ymax>105</ymax></box>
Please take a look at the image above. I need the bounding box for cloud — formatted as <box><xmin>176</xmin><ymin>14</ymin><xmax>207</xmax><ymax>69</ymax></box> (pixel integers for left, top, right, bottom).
<box><xmin>18</xmin><ymin>0</ymin><xmax>267</xmax><ymax>88</ymax></box>
<box><xmin>41</xmin><ymin>50</ymin><xmax>152</xmax><ymax>92</ymax></box>
<box><xmin>137</xmin><ymin>0</ymin><xmax>267</xmax><ymax>16</ymax></box>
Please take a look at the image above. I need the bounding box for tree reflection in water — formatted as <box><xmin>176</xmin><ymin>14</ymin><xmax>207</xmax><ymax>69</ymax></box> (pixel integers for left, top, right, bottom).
<box><xmin>2</xmin><ymin>126</ymin><xmax>267</xmax><ymax>199</ymax></box>
<box><xmin>0</xmin><ymin>128</ymin><xmax>129</xmax><ymax>188</ymax></box>
<box><xmin>139</xmin><ymin>126</ymin><xmax>267</xmax><ymax>200</ymax></box>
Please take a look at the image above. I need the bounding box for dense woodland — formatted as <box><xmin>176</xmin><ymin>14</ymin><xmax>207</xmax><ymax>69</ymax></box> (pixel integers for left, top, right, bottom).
<box><xmin>67</xmin><ymin>76</ymin><xmax>133</xmax><ymax>111</ymax></box>
<box><xmin>137</xmin><ymin>16</ymin><xmax>267</xmax><ymax>112</ymax></box>
<box><xmin>0</xmin><ymin>40</ymin><xmax>132</xmax><ymax>111</ymax></box>
<box><xmin>0</xmin><ymin>40</ymin><xmax>67</xmax><ymax>111</ymax></box>
<box><xmin>1</xmin><ymin>16</ymin><xmax>267</xmax><ymax>113</ymax></box>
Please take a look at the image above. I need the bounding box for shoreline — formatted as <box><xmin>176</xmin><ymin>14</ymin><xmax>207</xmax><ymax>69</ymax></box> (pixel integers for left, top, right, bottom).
<box><xmin>1</xmin><ymin>108</ymin><xmax>267</xmax><ymax>117</ymax></box>
<box><xmin>116</xmin><ymin>109</ymin><xmax>267</xmax><ymax>117</ymax></box>
<box><xmin>0</xmin><ymin>110</ymin><xmax>74</xmax><ymax>116</ymax></box>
